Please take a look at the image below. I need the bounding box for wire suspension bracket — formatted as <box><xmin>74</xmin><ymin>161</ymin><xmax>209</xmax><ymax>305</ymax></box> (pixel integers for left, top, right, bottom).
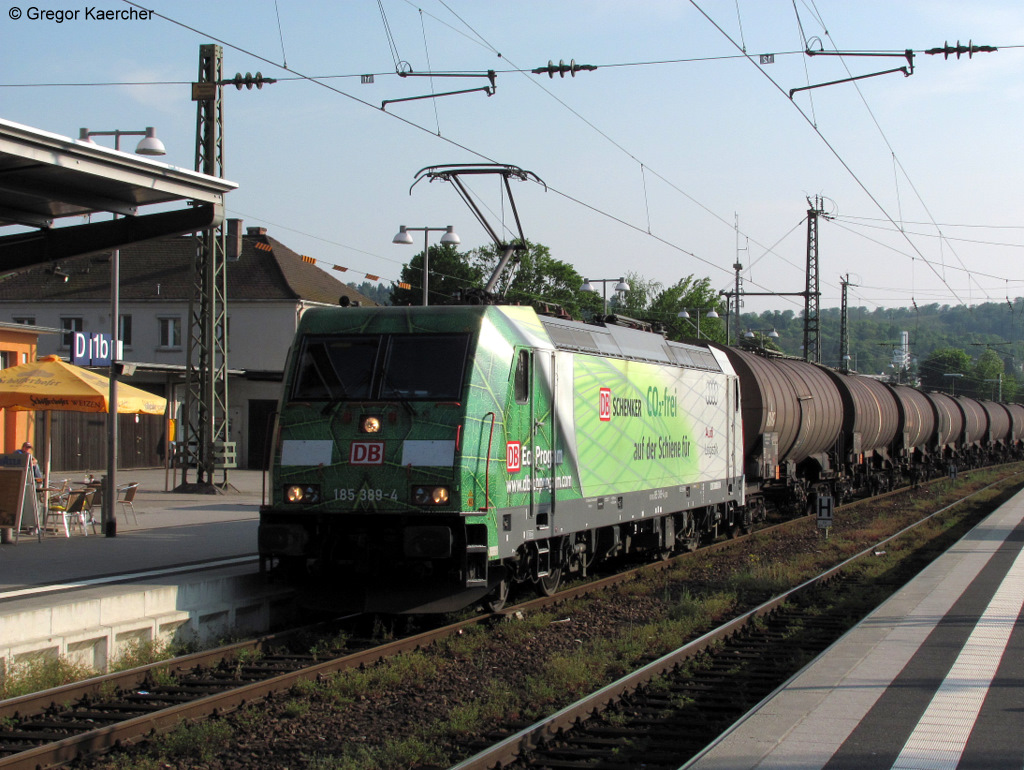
<box><xmin>381</xmin><ymin>70</ymin><xmax>497</xmax><ymax>110</ymax></box>
<box><xmin>790</xmin><ymin>39</ymin><xmax>996</xmax><ymax>98</ymax></box>
<box><xmin>790</xmin><ymin>47</ymin><xmax>915</xmax><ymax>98</ymax></box>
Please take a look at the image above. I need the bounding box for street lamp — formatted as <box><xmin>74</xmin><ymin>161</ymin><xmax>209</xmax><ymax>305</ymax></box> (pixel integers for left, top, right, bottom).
<box><xmin>743</xmin><ymin>328</ymin><xmax>781</xmax><ymax>349</ymax></box>
<box><xmin>392</xmin><ymin>225</ymin><xmax>460</xmax><ymax>306</ymax></box>
<box><xmin>79</xmin><ymin>126</ymin><xmax>167</xmax><ymax>537</ymax></box>
<box><xmin>984</xmin><ymin>375</ymin><xmax>1003</xmax><ymax>401</ymax></box>
<box><xmin>677</xmin><ymin>307</ymin><xmax>720</xmax><ymax>339</ymax></box>
<box><xmin>943</xmin><ymin>372</ymin><xmax>964</xmax><ymax>396</ymax></box>
<box><xmin>78</xmin><ymin>126</ymin><xmax>166</xmax><ymax>156</ymax></box>
<box><xmin>581</xmin><ymin>277</ymin><xmax>630</xmax><ymax>316</ymax></box>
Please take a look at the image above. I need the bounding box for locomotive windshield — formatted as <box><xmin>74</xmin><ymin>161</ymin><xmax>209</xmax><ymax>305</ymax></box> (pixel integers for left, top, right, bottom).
<box><xmin>290</xmin><ymin>333</ymin><xmax>470</xmax><ymax>402</ymax></box>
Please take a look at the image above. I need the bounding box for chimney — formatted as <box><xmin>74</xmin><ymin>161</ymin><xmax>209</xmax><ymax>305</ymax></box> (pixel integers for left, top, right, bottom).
<box><xmin>247</xmin><ymin>226</ymin><xmax>268</xmax><ymax>236</ymax></box>
<box><xmin>226</xmin><ymin>218</ymin><xmax>243</xmax><ymax>260</ymax></box>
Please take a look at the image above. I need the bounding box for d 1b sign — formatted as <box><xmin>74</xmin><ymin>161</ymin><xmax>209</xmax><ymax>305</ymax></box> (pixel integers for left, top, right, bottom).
<box><xmin>71</xmin><ymin>332</ymin><xmax>123</xmax><ymax>367</ymax></box>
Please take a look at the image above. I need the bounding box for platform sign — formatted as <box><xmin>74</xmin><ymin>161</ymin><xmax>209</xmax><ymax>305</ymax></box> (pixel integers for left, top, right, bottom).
<box><xmin>71</xmin><ymin>332</ymin><xmax>123</xmax><ymax>367</ymax></box>
<box><xmin>817</xmin><ymin>495</ymin><xmax>834</xmax><ymax>530</ymax></box>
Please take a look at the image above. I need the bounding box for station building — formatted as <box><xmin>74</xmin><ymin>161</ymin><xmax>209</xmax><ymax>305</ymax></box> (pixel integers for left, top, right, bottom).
<box><xmin>0</xmin><ymin>221</ymin><xmax>375</xmax><ymax>472</ymax></box>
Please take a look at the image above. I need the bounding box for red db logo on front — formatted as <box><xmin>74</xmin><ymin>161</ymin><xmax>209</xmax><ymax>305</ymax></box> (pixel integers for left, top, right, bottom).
<box><xmin>350</xmin><ymin>441</ymin><xmax>384</xmax><ymax>465</ymax></box>
<box><xmin>599</xmin><ymin>388</ymin><xmax>611</xmax><ymax>421</ymax></box>
<box><xmin>506</xmin><ymin>442</ymin><xmax>522</xmax><ymax>473</ymax></box>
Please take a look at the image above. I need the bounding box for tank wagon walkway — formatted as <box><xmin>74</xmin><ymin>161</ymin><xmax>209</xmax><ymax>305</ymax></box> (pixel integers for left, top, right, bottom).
<box><xmin>687</xmin><ymin>486</ymin><xmax>1024</xmax><ymax>770</ymax></box>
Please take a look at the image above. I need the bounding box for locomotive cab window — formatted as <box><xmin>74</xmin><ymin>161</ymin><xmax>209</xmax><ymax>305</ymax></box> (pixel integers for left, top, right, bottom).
<box><xmin>290</xmin><ymin>333</ymin><xmax>470</xmax><ymax>402</ymax></box>
<box><xmin>292</xmin><ymin>336</ymin><xmax>381</xmax><ymax>400</ymax></box>
<box><xmin>514</xmin><ymin>350</ymin><xmax>530</xmax><ymax>404</ymax></box>
<box><xmin>380</xmin><ymin>334</ymin><xmax>470</xmax><ymax>400</ymax></box>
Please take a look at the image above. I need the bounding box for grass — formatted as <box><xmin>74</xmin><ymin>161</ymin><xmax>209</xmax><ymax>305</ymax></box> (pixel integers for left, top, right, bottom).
<box><xmin>154</xmin><ymin>719</ymin><xmax>234</xmax><ymax>763</ymax></box>
<box><xmin>0</xmin><ymin>655</ymin><xmax>95</xmax><ymax>700</ymax></box>
<box><xmin>99</xmin><ymin>718</ymin><xmax>236</xmax><ymax>768</ymax></box>
<box><xmin>108</xmin><ymin>638</ymin><xmax>174</xmax><ymax>672</ymax></box>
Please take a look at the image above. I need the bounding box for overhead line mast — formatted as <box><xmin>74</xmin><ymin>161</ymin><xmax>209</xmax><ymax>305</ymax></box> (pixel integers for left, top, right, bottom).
<box><xmin>804</xmin><ymin>196</ymin><xmax>828</xmax><ymax>364</ymax></box>
<box><xmin>183</xmin><ymin>44</ymin><xmax>274</xmax><ymax>491</ymax></box>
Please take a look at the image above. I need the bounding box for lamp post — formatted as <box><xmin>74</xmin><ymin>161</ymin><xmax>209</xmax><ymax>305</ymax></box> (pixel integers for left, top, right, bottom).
<box><xmin>581</xmin><ymin>277</ymin><xmax>630</xmax><ymax>316</ymax></box>
<box><xmin>943</xmin><ymin>372</ymin><xmax>964</xmax><ymax>396</ymax></box>
<box><xmin>676</xmin><ymin>307</ymin><xmax>720</xmax><ymax>339</ymax></box>
<box><xmin>392</xmin><ymin>225</ymin><xmax>460</xmax><ymax>306</ymax></box>
<box><xmin>78</xmin><ymin>127</ymin><xmax>166</xmax><ymax>537</ymax></box>
<box><xmin>743</xmin><ymin>328</ymin><xmax>781</xmax><ymax>349</ymax></box>
<box><xmin>984</xmin><ymin>375</ymin><xmax>1003</xmax><ymax>401</ymax></box>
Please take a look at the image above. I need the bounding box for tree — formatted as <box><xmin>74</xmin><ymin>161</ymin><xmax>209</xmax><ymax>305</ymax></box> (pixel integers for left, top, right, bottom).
<box><xmin>971</xmin><ymin>349</ymin><xmax>1007</xmax><ymax>400</ymax></box>
<box><xmin>470</xmin><ymin>241</ymin><xmax>600</xmax><ymax>319</ymax></box>
<box><xmin>390</xmin><ymin>243</ymin><xmax>484</xmax><ymax>306</ymax></box>
<box><xmin>616</xmin><ymin>273</ymin><xmax>662</xmax><ymax>317</ymax></box>
<box><xmin>918</xmin><ymin>348</ymin><xmax>972</xmax><ymax>392</ymax></box>
<box><xmin>348</xmin><ymin>281</ymin><xmax>390</xmax><ymax>306</ymax></box>
<box><xmin>647</xmin><ymin>276</ymin><xmax>727</xmax><ymax>344</ymax></box>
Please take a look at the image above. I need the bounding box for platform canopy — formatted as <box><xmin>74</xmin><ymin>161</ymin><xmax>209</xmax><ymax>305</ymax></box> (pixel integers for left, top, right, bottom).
<box><xmin>0</xmin><ymin>118</ymin><xmax>237</xmax><ymax>271</ymax></box>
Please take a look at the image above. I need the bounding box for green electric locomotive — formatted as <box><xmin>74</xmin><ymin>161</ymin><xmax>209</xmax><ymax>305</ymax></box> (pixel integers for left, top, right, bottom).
<box><xmin>258</xmin><ymin>304</ymin><xmax>745</xmax><ymax>613</ymax></box>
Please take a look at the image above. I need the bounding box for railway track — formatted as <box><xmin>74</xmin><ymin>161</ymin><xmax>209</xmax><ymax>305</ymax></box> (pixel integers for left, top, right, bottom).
<box><xmin>0</xmin><ymin>470</ymin><xmax>1014</xmax><ymax>770</ymax></box>
<box><xmin>0</xmin><ymin>618</ymin><xmax>472</xmax><ymax>770</ymax></box>
<box><xmin>451</xmin><ymin>473</ymin><xmax>1018</xmax><ymax>770</ymax></box>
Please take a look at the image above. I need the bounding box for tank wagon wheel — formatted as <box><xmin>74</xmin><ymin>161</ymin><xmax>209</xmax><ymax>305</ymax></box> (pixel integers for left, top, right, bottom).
<box><xmin>739</xmin><ymin>506</ymin><xmax>754</xmax><ymax>536</ymax></box>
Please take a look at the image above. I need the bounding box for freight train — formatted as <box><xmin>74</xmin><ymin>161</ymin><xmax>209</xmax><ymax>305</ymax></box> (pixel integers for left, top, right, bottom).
<box><xmin>257</xmin><ymin>304</ymin><xmax>1024</xmax><ymax>613</ymax></box>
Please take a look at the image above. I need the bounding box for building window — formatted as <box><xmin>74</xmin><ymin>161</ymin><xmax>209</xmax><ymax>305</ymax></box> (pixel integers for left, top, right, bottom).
<box><xmin>12</xmin><ymin>316</ymin><xmax>34</xmax><ymax>326</ymax></box>
<box><xmin>60</xmin><ymin>317</ymin><xmax>83</xmax><ymax>348</ymax></box>
<box><xmin>158</xmin><ymin>317</ymin><xmax>182</xmax><ymax>349</ymax></box>
<box><xmin>119</xmin><ymin>314</ymin><xmax>133</xmax><ymax>347</ymax></box>
<box><xmin>0</xmin><ymin>352</ymin><xmax>9</xmax><ymax>370</ymax></box>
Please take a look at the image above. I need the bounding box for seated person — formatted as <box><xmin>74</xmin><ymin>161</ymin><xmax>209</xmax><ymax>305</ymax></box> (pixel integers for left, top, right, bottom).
<box><xmin>16</xmin><ymin>442</ymin><xmax>43</xmax><ymax>481</ymax></box>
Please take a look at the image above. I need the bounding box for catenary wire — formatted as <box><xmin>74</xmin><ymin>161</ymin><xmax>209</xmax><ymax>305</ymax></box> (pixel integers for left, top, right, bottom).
<box><xmin>24</xmin><ymin>1</ymin><xmax>1016</xmax><ymax>311</ymax></box>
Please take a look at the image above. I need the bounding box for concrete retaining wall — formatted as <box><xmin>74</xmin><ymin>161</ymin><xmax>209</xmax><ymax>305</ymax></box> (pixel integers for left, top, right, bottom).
<box><xmin>0</xmin><ymin>566</ymin><xmax>297</xmax><ymax>678</ymax></box>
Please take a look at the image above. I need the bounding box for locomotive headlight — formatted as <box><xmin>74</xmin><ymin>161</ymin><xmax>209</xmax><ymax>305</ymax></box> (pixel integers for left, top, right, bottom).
<box><xmin>413</xmin><ymin>485</ymin><xmax>451</xmax><ymax>506</ymax></box>
<box><xmin>360</xmin><ymin>415</ymin><xmax>382</xmax><ymax>434</ymax></box>
<box><xmin>285</xmin><ymin>484</ymin><xmax>321</xmax><ymax>504</ymax></box>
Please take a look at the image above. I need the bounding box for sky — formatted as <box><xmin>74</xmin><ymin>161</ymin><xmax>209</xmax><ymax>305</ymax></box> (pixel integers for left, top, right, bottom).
<box><xmin>2</xmin><ymin>1</ymin><xmax>1023</xmax><ymax>316</ymax></box>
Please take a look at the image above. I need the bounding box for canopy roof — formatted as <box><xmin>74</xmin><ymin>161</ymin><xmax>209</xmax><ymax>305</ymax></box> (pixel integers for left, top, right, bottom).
<box><xmin>0</xmin><ymin>118</ymin><xmax>237</xmax><ymax>272</ymax></box>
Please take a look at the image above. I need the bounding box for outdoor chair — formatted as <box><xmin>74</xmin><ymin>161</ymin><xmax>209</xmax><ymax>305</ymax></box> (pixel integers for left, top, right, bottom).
<box><xmin>117</xmin><ymin>482</ymin><xmax>140</xmax><ymax>526</ymax></box>
<box><xmin>46</xmin><ymin>488</ymin><xmax>96</xmax><ymax>537</ymax></box>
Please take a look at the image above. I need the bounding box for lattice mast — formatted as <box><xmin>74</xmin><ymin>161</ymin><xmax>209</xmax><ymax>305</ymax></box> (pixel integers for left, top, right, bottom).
<box><xmin>803</xmin><ymin>196</ymin><xmax>824</xmax><ymax>363</ymax></box>
<box><xmin>840</xmin><ymin>274</ymin><xmax>851</xmax><ymax>370</ymax></box>
<box><xmin>183</xmin><ymin>43</ymin><xmax>230</xmax><ymax>488</ymax></box>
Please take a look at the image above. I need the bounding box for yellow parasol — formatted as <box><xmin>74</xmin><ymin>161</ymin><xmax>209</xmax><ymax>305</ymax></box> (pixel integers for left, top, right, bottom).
<box><xmin>0</xmin><ymin>355</ymin><xmax>166</xmax><ymax>496</ymax></box>
<box><xmin>0</xmin><ymin>355</ymin><xmax>165</xmax><ymax>415</ymax></box>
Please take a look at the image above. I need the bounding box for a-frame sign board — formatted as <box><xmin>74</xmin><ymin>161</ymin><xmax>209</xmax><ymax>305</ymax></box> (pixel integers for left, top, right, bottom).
<box><xmin>0</xmin><ymin>453</ymin><xmax>41</xmax><ymax>544</ymax></box>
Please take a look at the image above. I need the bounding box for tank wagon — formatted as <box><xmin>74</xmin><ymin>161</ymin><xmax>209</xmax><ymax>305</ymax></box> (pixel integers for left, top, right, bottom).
<box><xmin>259</xmin><ymin>305</ymin><xmax>1024</xmax><ymax>614</ymax></box>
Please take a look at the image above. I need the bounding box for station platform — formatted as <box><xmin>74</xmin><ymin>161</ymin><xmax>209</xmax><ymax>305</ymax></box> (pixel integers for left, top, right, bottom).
<box><xmin>0</xmin><ymin>467</ymin><xmax>264</xmax><ymax>593</ymax></box>
<box><xmin>0</xmin><ymin>468</ymin><xmax>297</xmax><ymax>673</ymax></box>
<box><xmin>687</xmin><ymin>487</ymin><xmax>1024</xmax><ymax>770</ymax></box>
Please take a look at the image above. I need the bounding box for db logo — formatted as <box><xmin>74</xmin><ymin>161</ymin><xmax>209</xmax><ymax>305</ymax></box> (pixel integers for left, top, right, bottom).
<box><xmin>599</xmin><ymin>388</ymin><xmax>611</xmax><ymax>422</ymax></box>
<box><xmin>350</xmin><ymin>441</ymin><xmax>385</xmax><ymax>465</ymax></box>
<box><xmin>506</xmin><ymin>441</ymin><xmax>522</xmax><ymax>473</ymax></box>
